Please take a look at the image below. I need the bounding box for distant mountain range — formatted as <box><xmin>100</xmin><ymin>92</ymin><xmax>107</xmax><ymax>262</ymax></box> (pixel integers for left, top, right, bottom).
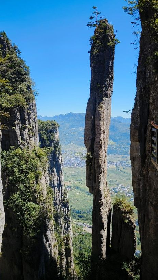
<box><xmin>38</xmin><ymin>113</ymin><xmax>131</xmax><ymax>155</ymax></box>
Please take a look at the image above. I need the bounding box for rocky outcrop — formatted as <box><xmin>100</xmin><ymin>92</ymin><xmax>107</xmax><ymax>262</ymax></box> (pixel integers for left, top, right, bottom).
<box><xmin>84</xmin><ymin>20</ymin><xmax>115</xmax><ymax>262</ymax></box>
<box><xmin>1</xmin><ymin>101</ymin><xmax>38</xmax><ymax>150</ymax></box>
<box><xmin>0</xmin><ymin>33</ymin><xmax>74</xmax><ymax>280</ymax></box>
<box><xmin>38</xmin><ymin>120</ymin><xmax>74</xmax><ymax>279</ymax></box>
<box><xmin>111</xmin><ymin>199</ymin><xmax>136</xmax><ymax>260</ymax></box>
<box><xmin>0</xmin><ymin>32</ymin><xmax>38</xmax><ymax>151</ymax></box>
<box><xmin>130</xmin><ymin>1</ymin><xmax>158</xmax><ymax>279</ymax></box>
<box><xmin>0</xmin><ymin>151</ymin><xmax>59</xmax><ymax>280</ymax></box>
<box><xmin>0</xmin><ymin>98</ymin><xmax>59</xmax><ymax>280</ymax></box>
<box><xmin>0</xmin><ymin>32</ymin><xmax>42</xmax><ymax>278</ymax></box>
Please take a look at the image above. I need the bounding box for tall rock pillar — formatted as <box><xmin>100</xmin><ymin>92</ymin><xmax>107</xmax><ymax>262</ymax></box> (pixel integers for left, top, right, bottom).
<box><xmin>130</xmin><ymin>1</ymin><xmax>158</xmax><ymax>279</ymax></box>
<box><xmin>84</xmin><ymin>20</ymin><xmax>115</xmax><ymax>262</ymax></box>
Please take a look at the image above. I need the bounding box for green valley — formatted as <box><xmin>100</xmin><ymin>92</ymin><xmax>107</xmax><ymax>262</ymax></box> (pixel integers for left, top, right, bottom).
<box><xmin>38</xmin><ymin>113</ymin><xmax>132</xmax><ymax>225</ymax></box>
<box><xmin>38</xmin><ymin>113</ymin><xmax>136</xmax><ymax>276</ymax></box>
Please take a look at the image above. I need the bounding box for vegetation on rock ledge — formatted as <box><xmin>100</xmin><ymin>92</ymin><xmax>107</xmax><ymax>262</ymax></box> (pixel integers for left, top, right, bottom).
<box><xmin>123</xmin><ymin>0</ymin><xmax>158</xmax><ymax>71</ymax></box>
<box><xmin>2</xmin><ymin>147</ymin><xmax>53</xmax><ymax>245</ymax></box>
<box><xmin>0</xmin><ymin>32</ymin><xmax>36</xmax><ymax>123</ymax></box>
<box><xmin>38</xmin><ymin>119</ymin><xmax>61</xmax><ymax>154</ymax></box>
<box><xmin>87</xmin><ymin>6</ymin><xmax>120</xmax><ymax>50</ymax></box>
<box><xmin>113</xmin><ymin>196</ymin><xmax>135</xmax><ymax>225</ymax></box>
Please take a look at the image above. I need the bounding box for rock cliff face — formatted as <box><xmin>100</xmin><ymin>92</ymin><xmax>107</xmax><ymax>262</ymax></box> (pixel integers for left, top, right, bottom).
<box><xmin>0</xmin><ymin>148</ymin><xmax>59</xmax><ymax>280</ymax></box>
<box><xmin>1</xmin><ymin>101</ymin><xmax>38</xmax><ymax>150</ymax></box>
<box><xmin>84</xmin><ymin>20</ymin><xmax>115</xmax><ymax>261</ymax></box>
<box><xmin>130</xmin><ymin>1</ymin><xmax>158</xmax><ymax>279</ymax></box>
<box><xmin>111</xmin><ymin>199</ymin><xmax>136</xmax><ymax>260</ymax></box>
<box><xmin>38</xmin><ymin>120</ymin><xmax>74</xmax><ymax>279</ymax></box>
<box><xmin>0</xmin><ymin>32</ymin><xmax>74</xmax><ymax>280</ymax></box>
<box><xmin>0</xmin><ymin>32</ymin><xmax>38</xmax><ymax>150</ymax></box>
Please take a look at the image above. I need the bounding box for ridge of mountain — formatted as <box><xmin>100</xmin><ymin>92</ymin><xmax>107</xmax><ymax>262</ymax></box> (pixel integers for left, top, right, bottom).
<box><xmin>38</xmin><ymin>113</ymin><xmax>131</xmax><ymax>124</ymax></box>
<box><xmin>38</xmin><ymin>113</ymin><xmax>130</xmax><ymax>155</ymax></box>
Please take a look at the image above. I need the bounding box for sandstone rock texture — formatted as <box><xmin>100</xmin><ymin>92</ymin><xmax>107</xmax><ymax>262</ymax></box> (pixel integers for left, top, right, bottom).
<box><xmin>130</xmin><ymin>1</ymin><xmax>158</xmax><ymax>279</ymax></box>
<box><xmin>111</xmin><ymin>202</ymin><xmax>136</xmax><ymax>260</ymax></box>
<box><xmin>84</xmin><ymin>20</ymin><xmax>115</xmax><ymax>261</ymax></box>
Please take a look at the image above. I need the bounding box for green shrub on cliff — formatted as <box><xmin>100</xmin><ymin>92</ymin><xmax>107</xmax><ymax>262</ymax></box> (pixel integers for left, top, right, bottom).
<box><xmin>0</xmin><ymin>32</ymin><xmax>36</xmax><ymax>124</ymax></box>
<box><xmin>113</xmin><ymin>196</ymin><xmax>135</xmax><ymax>225</ymax></box>
<box><xmin>38</xmin><ymin>119</ymin><xmax>59</xmax><ymax>148</ymax></box>
<box><xmin>123</xmin><ymin>0</ymin><xmax>158</xmax><ymax>16</ymax></box>
<box><xmin>123</xmin><ymin>0</ymin><xmax>158</xmax><ymax>70</ymax></box>
<box><xmin>123</xmin><ymin>0</ymin><xmax>158</xmax><ymax>33</ymax></box>
<box><xmin>123</xmin><ymin>256</ymin><xmax>141</xmax><ymax>279</ymax></box>
<box><xmin>0</xmin><ymin>32</ymin><xmax>36</xmax><ymax>99</ymax></box>
<box><xmin>87</xmin><ymin>7</ymin><xmax>120</xmax><ymax>49</ymax></box>
<box><xmin>72</xmin><ymin>225</ymin><xmax>92</xmax><ymax>280</ymax></box>
<box><xmin>2</xmin><ymin>147</ymin><xmax>52</xmax><ymax>240</ymax></box>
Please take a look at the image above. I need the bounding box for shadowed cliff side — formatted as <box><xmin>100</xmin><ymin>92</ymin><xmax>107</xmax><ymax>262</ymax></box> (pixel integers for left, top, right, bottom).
<box><xmin>130</xmin><ymin>0</ymin><xmax>158</xmax><ymax>279</ymax></box>
<box><xmin>0</xmin><ymin>129</ymin><xmax>4</xmax><ymax>253</ymax></box>
<box><xmin>0</xmin><ymin>32</ymin><xmax>75</xmax><ymax>280</ymax></box>
<box><xmin>0</xmin><ymin>32</ymin><xmax>38</xmax><ymax>150</ymax></box>
<box><xmin>84</xmin><ymin>19</ymin><xmax>115</xmax><ymax>274</ymax></box>
<box><xmin>0</xmin><ymin>32</ymin><xmax>58</xmax><ymax>280</ymax></box>
<box><xmin>111</xmin><ymin>197</ymin><xmax>136</xmax><ymax>260</ymax></box>
<box><xmin>38</xmin><ymin>120</ymin><xmax>75</xmax><ymax>279</ymax></box>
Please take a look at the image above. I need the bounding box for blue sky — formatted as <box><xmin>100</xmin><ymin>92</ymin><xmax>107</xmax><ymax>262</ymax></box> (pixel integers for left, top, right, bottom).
<box><xmin>0</xmin><ymin>0</ymin><xmax>139</xmax><ymax>117</ymax></box>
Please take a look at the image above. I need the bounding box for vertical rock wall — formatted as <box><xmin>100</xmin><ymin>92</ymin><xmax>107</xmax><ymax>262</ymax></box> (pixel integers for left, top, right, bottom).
<box><xmin>84</xmin><ymin>20</ymin><xmax>115</xmax><ymax>261</ymax></box>
<box><xmin>130</xmin><ymin>1</ymin><xmax>158</xmax><ymax>279</ymax></box>
<box><xmin>0</xmin><ymin>156</ymin><xmax>59</xmax><ymax>280</ymax></box>
<box><xmin>0</xmin><ymin>32</ymin><xmax>38</xmax><ymax>151</ymax></box>
<box><xmin>1</xmin><ymin>101</ymin><xmax>38</xmax><ymax>150</ymax></box>
<box><xmin>0</xmin><ymin>128</ymin><xmax>5</xmax><ymax>253</ymax></box>
<box><xmin>38</xmin><ymin>120</ymin><xmax>74</xmax><ymax>279</ymax></box>
<box><xmin>0</xmin><ymin>33</ymin><xmax>74</xmax><ymax>280</ymax></box>
<box><xmin>49</xmin><ymin>147</ymin><xmax>74</xmax><ymax>279</ymax></box>
<box><xmin>111</xmin><ymin>201</ymin><xmax>136</xmax><ymax>260</ymax></box>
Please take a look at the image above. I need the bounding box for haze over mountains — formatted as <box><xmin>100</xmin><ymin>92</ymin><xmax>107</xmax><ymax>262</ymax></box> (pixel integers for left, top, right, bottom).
<box><xmin>38</xmin><ymin>113</ymin><xmax>133</xmax><ymax>224</ymax></box>
<box><xmin>38</xmin><ymin>113</ymin><xmax>131</xmax><ymax>155</ymax></box>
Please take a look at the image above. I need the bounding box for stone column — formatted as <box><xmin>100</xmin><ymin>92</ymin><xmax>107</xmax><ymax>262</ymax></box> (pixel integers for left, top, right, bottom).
<box><xmin>84</xmin><ymin>19</ymin><xmax>115</xmax><ymax>261</ymax></box>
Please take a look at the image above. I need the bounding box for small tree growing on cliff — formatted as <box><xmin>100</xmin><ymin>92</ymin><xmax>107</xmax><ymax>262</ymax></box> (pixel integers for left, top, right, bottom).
<box><xmin>0</xmin><ymin>32</ymin><xmax>37</xmax><ymax>129</ymax></box>
<box><xmin>87</xmin><ymin>6</ymin><xmax>102</xmax><ymax>28</ymax></box>
<box><xmin>123</xmin><ymin>0</ymin><xmax>141</xmax><ymax>49</ymax></box>
<box><xmin>123</xmin><ymin>0</ymin><xmax>158</xmax><ymax>67</ymax></box>
<box><xmin>87</xmin><ymin>6</ymin><xmax>120</xmax><ymax>48</ymax></box>
<box><xmin>87</xmin><ymin>6</ymin><xmax>120</xmax><ymax>47</ymax></box>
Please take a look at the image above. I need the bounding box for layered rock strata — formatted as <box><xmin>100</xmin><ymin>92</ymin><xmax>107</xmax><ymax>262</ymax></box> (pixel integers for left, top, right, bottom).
<box><xmin>84</xmin><ymin>20</ymin><xmax>115</xmax><ymax>261</ymax></box>
<box><xmin>130</xmin><ymin>1</ymin><xmax>158</xmax><ymax>279</ymax></box>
